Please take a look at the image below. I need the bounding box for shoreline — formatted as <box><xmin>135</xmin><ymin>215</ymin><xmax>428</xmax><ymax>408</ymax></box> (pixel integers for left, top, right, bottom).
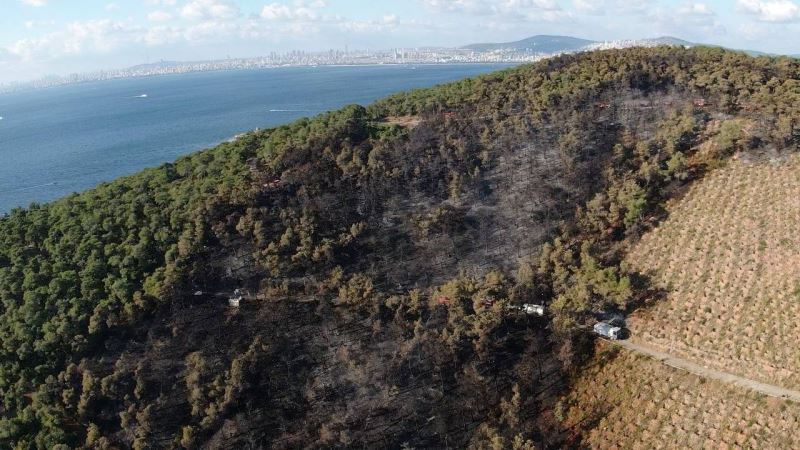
<box><xmin>0</xmin><ymin>63</ymin><xmax>512</xmax><ymax>214</ymax></box>
<box><xmin>0</xmin><ymin>62</ymin><xmax>524</xmax><ymax>97</ymax></box>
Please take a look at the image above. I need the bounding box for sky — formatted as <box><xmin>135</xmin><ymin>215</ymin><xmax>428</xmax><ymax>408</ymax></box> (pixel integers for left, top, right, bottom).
<box><xmin>1</xmin><ymin>0</ymin><xmax>799</xmax><ymax>83</ymax></box>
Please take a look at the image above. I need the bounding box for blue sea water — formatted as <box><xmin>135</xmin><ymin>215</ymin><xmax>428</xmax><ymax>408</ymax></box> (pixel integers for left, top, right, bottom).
<box><xmin>0</xmin><ymin>64</ymin><xmax>513</xmax><ymax>213</ymax></box>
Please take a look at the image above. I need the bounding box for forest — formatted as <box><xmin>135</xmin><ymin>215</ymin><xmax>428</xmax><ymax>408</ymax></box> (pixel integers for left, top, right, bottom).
<box><xmin>0</xmin><ymin>46</ymin><xmax>798</xmax><ymax>448</ymax></box>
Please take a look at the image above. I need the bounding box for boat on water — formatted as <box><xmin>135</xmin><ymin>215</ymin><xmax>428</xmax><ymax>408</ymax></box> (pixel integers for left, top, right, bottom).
<box><xmin>136</xmin><ymin>94</ymin><xmax>148</xmax><ymax>98</ymax></box>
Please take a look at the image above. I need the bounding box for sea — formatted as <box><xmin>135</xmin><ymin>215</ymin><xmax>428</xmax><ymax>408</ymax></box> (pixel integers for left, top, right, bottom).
<box><xmin>0</xmin><ymin>64</ymin><xmax>514</xmax><ymax>213</ymax></box>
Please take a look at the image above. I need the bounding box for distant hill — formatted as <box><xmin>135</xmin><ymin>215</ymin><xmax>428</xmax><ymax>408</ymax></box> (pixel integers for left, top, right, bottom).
<box><xmin>462</xmin><ymin>34</ymin><xmax>596</xmax><ymax>53</ymax></box>
<box><xmin>641</xmin><ymin>36</ymin><xmax>694</xmax><ymax>46</ymax></box>
<box><xmin>462</xmin><ymin>35</ymin><xmax>701</xmax><ymax>55</ymax></box>
<box><xmin>127</xmin><ymin>60</ymin><xmax>186</xmax><ymax>70</ymax></box>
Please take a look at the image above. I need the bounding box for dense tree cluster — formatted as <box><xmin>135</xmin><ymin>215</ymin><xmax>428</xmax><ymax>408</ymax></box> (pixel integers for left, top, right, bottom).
<box><xmin>0</xmin><ymin>47</ymin><xmax>797</xmax><ymax>448</ymax></box>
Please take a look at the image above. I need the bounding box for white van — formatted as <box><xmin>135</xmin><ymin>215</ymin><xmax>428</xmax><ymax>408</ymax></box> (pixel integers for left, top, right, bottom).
<box><xmin>594</xmin><ymin>322</ymin><xmax>622</xmax><ymax>340</ymax></box>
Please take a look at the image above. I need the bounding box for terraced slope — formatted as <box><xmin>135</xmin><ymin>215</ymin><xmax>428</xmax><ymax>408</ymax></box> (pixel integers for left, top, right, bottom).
<box><xmin>560</xmin><ymin>347</ymin><xmax>800</xmax><ymax>449</ymax></box>
<box><xmin>626</xmin><ymin>154</ymin><xmax>800</xmax><ymax>388</ymax></box>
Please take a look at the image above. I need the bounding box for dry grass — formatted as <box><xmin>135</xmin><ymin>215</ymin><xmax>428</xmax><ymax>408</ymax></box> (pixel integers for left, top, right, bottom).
<box><xmin>561</xmin><ymin>346</ymin><xmax>800</xmax><ymax>449</ymax></box>
<box><xmin>383</xmin><ymin>115</ymin><xmax>422</xmax><ymax>128</ymax></box>
<box><xmin>625</xmin><ymin>154</ymin><xmax>800</xmax><ymax>388</ymax></box>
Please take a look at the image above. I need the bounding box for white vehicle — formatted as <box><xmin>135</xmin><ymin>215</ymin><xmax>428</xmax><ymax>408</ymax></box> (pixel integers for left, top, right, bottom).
<box><xmin>594</xmin><ymin>322</ymin><xmax>622</xmax><ymax>340</ymax></box>
<box><xmin>522</xmin><ymin>304</ymin><xmax>545</xmax><ymax>316</ymax></box>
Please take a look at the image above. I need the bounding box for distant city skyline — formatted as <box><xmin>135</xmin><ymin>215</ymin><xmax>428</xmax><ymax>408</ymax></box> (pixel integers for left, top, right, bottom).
<box><xmin>2</xmin><ymin>0</ymin><xmax>799</xmax><ymax>83</ymax></box>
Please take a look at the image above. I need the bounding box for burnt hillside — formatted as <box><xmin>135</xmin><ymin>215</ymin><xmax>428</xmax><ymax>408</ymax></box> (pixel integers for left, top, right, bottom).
<box><xmin>0</xmin><ymin>47</ymin><xmax>797</xmax><ymax>449</ymax></box>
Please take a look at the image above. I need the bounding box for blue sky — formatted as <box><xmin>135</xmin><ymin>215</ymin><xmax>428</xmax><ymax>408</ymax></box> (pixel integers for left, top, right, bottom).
<box><xmin>1</xmin><ymin>0</ymin><xmax>799</xmax><ymax>82</ymax></box>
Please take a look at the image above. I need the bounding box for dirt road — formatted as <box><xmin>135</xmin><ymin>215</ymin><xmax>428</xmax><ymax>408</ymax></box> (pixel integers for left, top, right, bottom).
<box><xmin>608</xmin><ymin>339</ymin><xmax>800</xmax><ymax>402</ymax></box>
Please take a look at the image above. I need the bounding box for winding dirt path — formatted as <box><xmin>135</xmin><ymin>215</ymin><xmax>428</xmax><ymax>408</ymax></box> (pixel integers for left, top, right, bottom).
<box><xmin>608</xmin><ymin>339</ymin><xmax>800</xmax><ymax>402</ymax></box>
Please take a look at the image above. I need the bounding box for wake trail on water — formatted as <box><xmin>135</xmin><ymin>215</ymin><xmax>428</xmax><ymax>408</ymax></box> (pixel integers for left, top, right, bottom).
<box><xmin>13</xmin><ymin>182</ymin><xmax>57</xmax><ymax>192</ymax></box>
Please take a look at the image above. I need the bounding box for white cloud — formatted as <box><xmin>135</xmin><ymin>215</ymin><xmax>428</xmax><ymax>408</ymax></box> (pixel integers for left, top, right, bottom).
<box><xmin>651</xmin><ymin>2</ymin><xmax>724</xmax><ymax>36</ymax></box>
<box><xmin>572</xmin><ymin>0</ymin><xmax>604</xmax><ymax>14</ymax></box>
<box><xmin>142</xmin><ymin>25</ymin><xmax>182</xmax><ymax>45</ymax></box>
<box><xmin>181</xmin><ymin>0</ymin><xmax>240</xmax><ymax>21</ymax></box>
<box><xmin>4</xmin><ymin>4</ymin><xmax>323</xmax><ymax>64</ymax></box>
<box><xmin>261</xmin><ymin>4</ymin><xmax>298</xmax><ymax>20</ymax></box>
<box><xmin>677</xmin><ymin>2</ymin><xmax>714</xmax><ymax>16</ymax></box>
<box><xmin>738</xmin><ymin>0</ymin><xmax>800</xmax><ymax>22</ymax></box>
<box><xmin>24</xmin><ymin>19</ymin><xmax>55</xmax><ymax>29</ymax></box>
<box><xmin>572</xmin><ymin>0</ymin><xmax>724</xmax><ymax>39</ymax></box>
<box><xmin>490</xmin><ymin>0</ymin><xmax>562</xmax><ymax>12</ymax></box>
<box><xmin>339</xmin><ymin>14</ymin><xmax>400</xmax><ymax>32</ymax></box>
<box><xmin>146</xmin><ymin>0</ymin><xmax>177</xmax><ymax>5</ymax></box>
<box><xmin>503</xmin><ymin>0</ymin><xmax>559</xmax><ymax>9</ymax></box>
<box><xmin>182</xmin><ymin>20</ymin><xmax>239</xmax><ymax>41</ymax></box>
<box><xmin>572</xmin><ymin>0</ymin><xmax>655</xmax><ymax>15</ymax></box>
<box><xmin>260</xmin><ymin>1</ymin><xmax>326</xmax><ymax>21</ymax></box>
<box><xmin>420</xmin><ymin>0</ymin><xmax>480</xmax><ymax>12</ymax></box>
<box><xmin>147</xmin><ymin>10</ymin><xmax>173</xmax><ymax>22</ymax></box>
<box><xmin>421</xmin><ymin>0</ymin><xmax>571</xmax><ymax>22</ymax></box>
<box><xmin>6</xmin><ymin>20</ymin><xmax>143</xmax><ymax>61</ymax></box>
<box><xmin>20</xmin><ymin>0</ymin><xmax>47</xmax><ymax>6</ymax></box>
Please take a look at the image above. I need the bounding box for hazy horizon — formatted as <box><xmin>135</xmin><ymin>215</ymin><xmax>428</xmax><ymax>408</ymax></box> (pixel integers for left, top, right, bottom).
<box><xmin>2</xmin><ymin>0</ymin><xmax>800</xmax><ymax>84</ymax></box>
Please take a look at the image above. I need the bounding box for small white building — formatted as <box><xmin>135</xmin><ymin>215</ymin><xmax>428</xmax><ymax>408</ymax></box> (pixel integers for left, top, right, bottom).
<box><xmin>522</xmin><ymin>304</ymin><xmax>545</xmax><ymax>316</ymax></box>
<box><xmin>228</xmin><ymin>296</ymin><xmax>241</xmax><ymax>307</ymax></box>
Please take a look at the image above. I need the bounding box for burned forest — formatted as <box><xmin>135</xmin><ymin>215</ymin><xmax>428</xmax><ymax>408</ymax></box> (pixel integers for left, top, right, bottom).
<box><xmin>0</xmin><ymin>47</ymin><xmax>798</xmax><ymax>448</ymax></box>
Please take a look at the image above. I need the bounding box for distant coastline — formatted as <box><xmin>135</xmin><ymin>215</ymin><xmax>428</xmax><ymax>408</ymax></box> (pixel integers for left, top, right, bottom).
<box><xmin>0</xmin><ymin>62</ymin><xmax>526</xmax><ymax>96</ymax></box>
<box><xmin>3</xmin><ymin>34</ymin><xmax>792</xmax><ymax>96</ymax></box>
<box><xmin>0</xmin><ymin>56</ymin><xmax>537</xmax><ymax>96</ymax></box>
<box><xmin>0</xmin><ymin>36</ymin><xmax>657</xmax><ymax>95</ymax></box>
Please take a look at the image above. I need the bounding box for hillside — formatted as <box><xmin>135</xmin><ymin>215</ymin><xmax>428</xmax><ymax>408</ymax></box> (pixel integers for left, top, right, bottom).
<box><xmin>625</xmin><ymin>153</ymin><xmax>800</xmax><ymax>387</ymax></box>
<box><xmin>644</xmin><ymin>36</ymin><xmax>694</xmax><ymax>47</ymax></box>
<box><xmin>461</xmin><ymin>35</ymin><xmax>696</xmax><ymax>55</ymax></box>
<box><xmin>0</xmin><ymin>47</ymin><xmax>798</xmax><ymax>448</ymax></box>
<box><xmin>461</xmin><ymin>35</ymin><xmax>595</xmax><ymax>53</ymax></box>
<box><xmin>559</xmin><ymin>346</ymin><xmax>800</xmax><ymax>448</ymax></box>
